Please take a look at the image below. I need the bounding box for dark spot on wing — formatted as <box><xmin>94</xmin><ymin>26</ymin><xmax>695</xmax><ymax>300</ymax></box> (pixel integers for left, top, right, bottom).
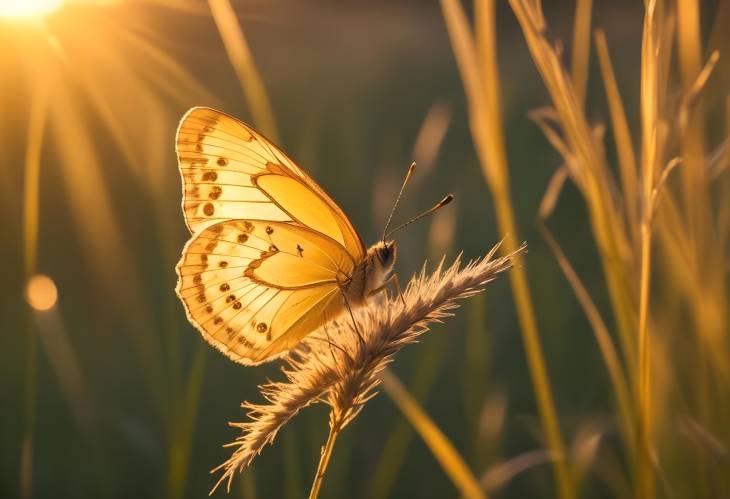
<box><xmin>237</xmin><ymin>336</ymin><xmax>254</xmax><ymax>347</ymax></box>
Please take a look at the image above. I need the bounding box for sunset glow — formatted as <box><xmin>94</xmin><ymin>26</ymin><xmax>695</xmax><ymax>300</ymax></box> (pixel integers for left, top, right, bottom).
<box><xmin>0</xmin><ymin>0</ymin><xmax>62</xmax><ymax>19</ymax></box>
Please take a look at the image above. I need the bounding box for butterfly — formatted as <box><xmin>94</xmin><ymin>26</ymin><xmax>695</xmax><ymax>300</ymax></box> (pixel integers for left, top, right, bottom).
<box><xmin>175</xmin><ymin>107</ymin><xmax>452</xmax><ymax>365</ymax></box>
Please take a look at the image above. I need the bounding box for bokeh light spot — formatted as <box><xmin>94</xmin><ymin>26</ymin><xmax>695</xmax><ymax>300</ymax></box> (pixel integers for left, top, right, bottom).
<box><xmin>25</xmin><ymin>274</ymin><xmax>58</xmax><ymax>311</ymax></box>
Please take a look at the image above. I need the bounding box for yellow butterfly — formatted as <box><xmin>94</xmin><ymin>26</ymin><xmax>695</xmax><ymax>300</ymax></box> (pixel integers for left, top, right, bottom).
<box><xmin>175</xmin><ymin>107</ymin><xmax>452</xmax><ymax>365</ymax></box>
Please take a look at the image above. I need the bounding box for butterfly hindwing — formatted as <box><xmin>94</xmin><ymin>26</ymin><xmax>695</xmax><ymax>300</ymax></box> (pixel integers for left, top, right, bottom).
<box><xmin>176</xmin><ymin>220</ymin><xmax>352</xmax><ymax>364</ymax></box>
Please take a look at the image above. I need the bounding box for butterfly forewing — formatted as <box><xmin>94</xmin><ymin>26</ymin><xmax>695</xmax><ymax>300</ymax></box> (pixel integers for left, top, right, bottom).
<box><xmin>176</xmin><ymin>107</ymin><xmax>365</xmax><ymax>261</ymax></box>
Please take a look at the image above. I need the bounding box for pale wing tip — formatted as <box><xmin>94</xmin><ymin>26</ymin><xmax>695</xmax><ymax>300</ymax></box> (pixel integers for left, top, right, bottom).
<box><xmin>178</xmin><ymin>106</ymin><xmax>251</xmax><ymax>131</ymax></box>
<box><xmin>177</xmin><ymin>106</ymin><xmax>225</xmax><ymax>133</ymax></box>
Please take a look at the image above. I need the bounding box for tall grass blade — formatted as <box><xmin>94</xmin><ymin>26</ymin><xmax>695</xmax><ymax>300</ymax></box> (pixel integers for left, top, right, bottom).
<box><xmin>594</xmin><ymin>29</ymin><xmax>639</xmax><ymax>236</ymax></box>
<box><xmin>570</xmin><ymin>0</ymin><xmax>593</xmax><ymax>108</ymax></box>
<box><xmin>166</xmin><ymin>344</ymin><xmax>207</xmax><ymax>499</ymax></box>
<box><xmin>20</xmin><ymin>81</ymin><xmax>48</xmax><ymax>499</ymax></box>
<box><xmin>208</xmin><ymin>0</ymin><xmax>279</xmax><ymax>141</ymax></box>
<box><xmin>463</xmin><ymin>293</ymin><xmax>491</xmax><ymax>466</ymax></box>
<box><xmin>637</xmin><ymin>3</ymin><xmax>663</xmax><ymax>496</ymax></box>
<box><xmin>380</xmin><ymin>370</ymin><xmax>487</xmax><ymax>499</ymax></box>
<box><xmin>441</xmin><ymin>1</ymin><xmax>574</xmax><ymax>497</ymax></box>
<box><xmin>368</xmin><ymin>339</ymin><xmax>447</xmax><ymax>499</ymax></box>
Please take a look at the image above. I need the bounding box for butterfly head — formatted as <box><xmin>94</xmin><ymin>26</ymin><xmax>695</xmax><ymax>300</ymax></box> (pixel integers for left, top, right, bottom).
<box><xmin>375</xmin><ymin>240</ymin><xmax>398</xmax><ymax>270</ymax></box>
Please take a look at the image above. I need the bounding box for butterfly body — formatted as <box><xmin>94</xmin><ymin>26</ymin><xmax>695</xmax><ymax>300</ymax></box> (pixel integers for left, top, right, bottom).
<box><xmin>340</xmin><ymin>240</ymin><xmax>397</xmax><ymax>306</ymax></box>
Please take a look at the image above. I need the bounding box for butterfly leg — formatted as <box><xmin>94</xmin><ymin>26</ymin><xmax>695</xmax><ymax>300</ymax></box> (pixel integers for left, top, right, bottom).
<box><xmin>342</xmin><ymin>294</ymin><xmax>366</xmax><ymax>348</ymax></box>
<box><xmin>311</xmin><ymin>326</ymin><xmax>350</xmax><ymax>362</ymax></box>
<box><xmin>390</xmin><ymin>273</ymin><xmax>406</xmax><ymax>307</ymax></box>
<box><xmin>321</xmin><ymin>313</ymin><xmax>339</xmax><ymax>368</ymax></box>
<box><xmin>368</xmin><ymin>273</ymin><xmax>406</xmax><ymax>307</ymax></box>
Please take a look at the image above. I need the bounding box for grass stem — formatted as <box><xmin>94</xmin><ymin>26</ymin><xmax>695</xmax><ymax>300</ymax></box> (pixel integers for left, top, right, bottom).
<box><xmin>637</xmin><ymin>1</ymin><xmax>660</xmax><ymax>496</ymax></box>
<box><xmin>308</xmin><ymin>415</ymin><xmax>343</xmax><ymax>499</ymax></box>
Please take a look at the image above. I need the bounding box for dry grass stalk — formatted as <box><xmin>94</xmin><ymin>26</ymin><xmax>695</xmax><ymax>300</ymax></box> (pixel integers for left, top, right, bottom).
<box><xmin>508</xmin><ymin>5</ymin><xmax>666</xmax><ymax>488</ymax></box>
<box><xmin>509</xmin><ymin>1</ymin><xmax>638</xmax><ymax>371</ymax></box>
<box><xmin>570</xmin><ymin>0</ymin><xmax>593</xmax><ymax>108</ymax></box>
<box><xmin>508</xmin><ymin>0</ymin><xmax>728</xmax><ymax>496</ymax></box>
<box><xmin>594</xmin><ymin>29</ymin><xmax>639</xmax><ymax>235</ymax></box>
<box><xmin>211</xmin><ymin>243</ymin><xmax>523</xmax><ymax>496</ymax></box>
<box><xmin>440</xmin><ymin>1</ymin><xmax>573</xmax><ymax>496</ymax></box>
<box><xmin>636</xmin><ymin>4</ymin><xmax>666</xmax><ymax>496</ymax></box>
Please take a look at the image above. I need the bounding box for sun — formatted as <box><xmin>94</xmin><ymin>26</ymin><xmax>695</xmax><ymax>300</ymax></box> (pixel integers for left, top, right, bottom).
<box><xmin>0</xmin><ymin>0</ymin><xmax>63</xmax><ymax>19</ymax></box>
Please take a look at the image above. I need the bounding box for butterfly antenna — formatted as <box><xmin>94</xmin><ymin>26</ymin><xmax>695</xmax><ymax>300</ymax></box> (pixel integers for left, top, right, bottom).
<box><xmin>382</xmin><ymin>161</ymin><xmax>417</xmax><ymax>241</ymax></box>
<box><xmin>384</xmin><ymin>194</ymin><xmax>454</xmax><ymax>240</ymax></box>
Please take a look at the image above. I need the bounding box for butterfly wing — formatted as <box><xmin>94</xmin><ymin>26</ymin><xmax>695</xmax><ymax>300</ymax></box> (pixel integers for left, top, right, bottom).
<box><xmin>176</xmin><ymin>107</ymin><xmax>365</xmax><ymax>261</ymax></box>
<box><xmin>176</xmin><ymin>220</ymin><xmax>352</xmax><ymax>364</ymax></box>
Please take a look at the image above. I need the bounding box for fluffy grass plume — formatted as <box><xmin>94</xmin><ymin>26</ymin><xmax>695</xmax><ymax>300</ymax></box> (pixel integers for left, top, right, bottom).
<box><xmin>212</xmin><ymin>243</ymin><xmax>524</xmax><ymax>497</ymax></box>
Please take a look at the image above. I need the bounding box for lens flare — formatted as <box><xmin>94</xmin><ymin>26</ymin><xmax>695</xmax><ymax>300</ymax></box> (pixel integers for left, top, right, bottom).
<box><xmin>25</xmin><ymin>274</ymin><xmax>58</xmax><ymax>311</ymax></box>
<box><xmin>0</xmin><ymin>0</ymin><xmax>62</xmax><ymax>19</ymax></box>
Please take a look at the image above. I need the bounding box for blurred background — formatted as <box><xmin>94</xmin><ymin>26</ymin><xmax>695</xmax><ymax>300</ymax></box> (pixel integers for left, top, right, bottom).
<box><xmin>1</xmin><ymin>0</ymin><xmax>728</xmax><ymax>498</ymax></box>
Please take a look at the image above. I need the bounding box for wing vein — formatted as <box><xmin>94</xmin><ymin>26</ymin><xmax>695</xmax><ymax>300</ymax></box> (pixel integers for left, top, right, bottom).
<box><xmin>215</xmin><ymin>288</ymin><xmax>281</xmax><ymax>339</ymax></box>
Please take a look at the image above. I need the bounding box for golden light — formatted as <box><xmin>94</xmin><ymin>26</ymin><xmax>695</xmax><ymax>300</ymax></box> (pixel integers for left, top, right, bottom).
<box><xmin>25</xmin><ymin>274</ymin><xmax>58</xmax><ymax>311</ymax></box>
<box><xmin>0</xmin><ymin>0</ymin><xmax>63</xmax><ymax>19</ymax></box>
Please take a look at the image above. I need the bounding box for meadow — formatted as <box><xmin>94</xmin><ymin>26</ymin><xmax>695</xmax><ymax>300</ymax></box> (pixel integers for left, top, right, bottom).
<box><xmin>1</xmin><ymin>0</ymin><xmax>728</xmax><ymax>498</ymax></box>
